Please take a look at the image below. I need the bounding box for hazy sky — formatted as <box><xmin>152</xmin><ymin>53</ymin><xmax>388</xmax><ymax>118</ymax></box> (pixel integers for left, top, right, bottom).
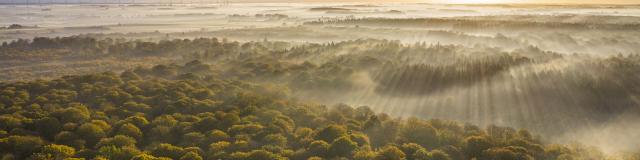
<box><xmin>0</xmin><ymin>0</ymin><xmax>638</xmax><ymax>4</ymax></box>
<box><xmin>433</xmin><ymin>0</ymin><xmax>639</xmax><ymax>4</ymax></box>
<box><xmin>306</xmin><ymin>0</ymin><xmax>639</xmax><ymax>4</ymax></box>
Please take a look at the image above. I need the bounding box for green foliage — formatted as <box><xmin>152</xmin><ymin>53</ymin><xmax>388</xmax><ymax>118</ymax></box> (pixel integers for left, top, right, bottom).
<box><xmin>400</xmin><ymin>143</ymin><xmax>425</xmax><ymax>160</ymax></box>
<box><xmin>34</xmin><ymin>117</ymin><xmax>63</xmax><ymax>140</ymax></box>
<box><xmin>353</xmin><ymin>149</ymin><xmax>376</xmax><ymax>160</ymax></box>
<box><xmin>413</xmin><ymin>149</ymin><xmax>452</xmax><ymax>160</ymax></box>
<box><xmin>208</xmin><ymin>130</ymin><xmax>230</xmax><ymax>142</ymax></box>
<box><xmin>375</xmin><ymin>145</ymin><xmax>406</xmax><ymax>160</ymax></box>
<box><xmin>181</xmin><ymin>132</ymin><xmax>206</xmax><ymax>147</ymax></box>
<box><xmin>209</xmin><ymin>141</ymin><xmax>231</xmax><ymax>155</ymax></box>
<box><xmin>38</xmin><ymin>144</ymin><xmax>76</xmax><ymax>159</ymax></box>
<box><xmin>464</xmin><ymin>136</ymin><xmax>493</xmax><ymax>159</ymax></box>
<box><xmin>263</xmin><ymin>134</ymin><xmax>288</xmax><ymax>147</ymax></box>
<box><xmin>131</xmin><ymin>153</ymin><xmax>161</xmax><ymax>160</ymax></box>
<box><xmin>152</xmin><ymin>143</ymin><xmax>185</xmax><ymax>160</ymax></box>
<box><xmin>97</xmin><ymin>145</ymin><xmax>141</xmax><ymax>160</ymax></box>
<box><xmin>328</xmin><ymin>136</ymin><xmax>358</xmax><ymax>158</ymax></box>
<box><xmin>0</xmin><ymin>60</ymin><xmax>622</xmax><ymax>160</ymax></box>
<box><xmin>96</xmin><ymin>135</ymin><xmax>136</xmax><ymax>148</ymax></box>
<box><xmin>481</xmin><ymin>146</ymin><xmax>533</xmax><ymax>160</ymax></box>
<box><xmin>307</xmin><ymin>140</ymin><xmax>330</xmax><ymax>157</ymax></box>
<box><xmin>0</xmin><ymin>116</ymin><xmax>22</xmax><ymax>131</ymax></box>
<box><xmin>179</xmin><ymin>151</ymin><xmax>203</xmax><ymax>160</ymax></box>
<box><xmin>54</xmin><ymin>105</ymin><xmax>90</xmax><ymax>124</ymax></box>
<box><xmin>0</xmin><ymin>135</ymin><xmax>45</xmax><ymax>159</ymax></box>
<box><xmin>54</xmin><ymin>131</ymin><xmax>86</xmax><ymax>149</ymax></box>
<box><xmin>315</xmin><ymin>125</ymin><xmax>348</xmax><ymax>143</ymax></box>
<box><xmin>233</xmin><ymin>149</ymin><xmax>286</xmax><ymax>160</ymax></box>
<box><xmin>116</xmin><ymin>123</ymin><xmax>143</xmax><ymax>141</ymax></box>
<box><xmin>400</xmin><ymin>118</ymin><xmax>439</xmax><ymax>149</ymax></box>
<box><xmin>76</xmin><ymin>123</ymin><xmax>106</xmax><ymax>148</ymax></box>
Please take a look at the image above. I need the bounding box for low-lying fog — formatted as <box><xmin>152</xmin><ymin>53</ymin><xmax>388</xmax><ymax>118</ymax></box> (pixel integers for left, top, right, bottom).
<box><xmin>1</xmin><ymin>3</ymin><xmax>639</xmax><ymax>34</ymax></box>
<box><xmin>2</xmin><ymin>3</ymin><xmax>640</xmax><ymax>55</ymax></box>
<box><xmin>2</xmin><ymin>2</ymin><xmax>640</xmax><ymax>155</ymax></box>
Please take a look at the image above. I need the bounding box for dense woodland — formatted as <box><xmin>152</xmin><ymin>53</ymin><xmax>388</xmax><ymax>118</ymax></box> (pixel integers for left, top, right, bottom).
<box><xmin>2</xmin><ymin>36</ymin><xmax>640</xmax><ymax>159</ymax></box>
<box><xmin>1</xmin><ymin>61</ymin><xmax>628</xmax><ymax>160</ymax></box>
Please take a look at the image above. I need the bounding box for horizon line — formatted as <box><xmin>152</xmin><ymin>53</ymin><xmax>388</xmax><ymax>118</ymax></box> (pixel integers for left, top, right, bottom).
<box><xmin>0</xmin><ymin>2</ymin><xmax>639</xmax><ymax>5</ymax></box>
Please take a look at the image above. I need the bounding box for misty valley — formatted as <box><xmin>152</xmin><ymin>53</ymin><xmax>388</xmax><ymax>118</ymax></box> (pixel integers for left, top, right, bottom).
<box><xmin>1</xmin><ymin>2</ymin><xmax>640</xmax><ymax>160</ymax></box>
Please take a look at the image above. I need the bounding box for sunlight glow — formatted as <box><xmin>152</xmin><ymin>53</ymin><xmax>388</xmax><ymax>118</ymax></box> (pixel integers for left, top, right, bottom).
<box><xmin>441</xmin><ymin>0</ymin><xmax>511</xmax><ymax>4</ymax></box>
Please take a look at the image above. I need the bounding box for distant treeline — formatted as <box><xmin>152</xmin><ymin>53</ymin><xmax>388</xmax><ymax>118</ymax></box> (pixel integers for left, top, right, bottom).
<box><xmin>0</xmin><ymin>36</ymin><xmax>248</xmax><ymax>60</ymax></box>
<box><xmin>304</xmin><ymin>17</ymin><xmax>640</xmax><ymax>31</ymax></box>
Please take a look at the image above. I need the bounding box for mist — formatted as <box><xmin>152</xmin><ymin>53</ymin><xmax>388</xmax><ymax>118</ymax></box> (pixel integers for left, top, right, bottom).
<box><xmin>1</xmin><ymin>2</ymin><xmax>640</xmax><ymax>159</ymax></box>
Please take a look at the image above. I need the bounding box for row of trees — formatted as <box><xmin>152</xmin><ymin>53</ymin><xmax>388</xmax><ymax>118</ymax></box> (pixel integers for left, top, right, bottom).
<box><xmin>373</xmin><ymin>54</ymin><xmax>531</xmax><ymax>95</ymax></box>
<box><xmin>303</xmin><ymin>17</ymin><xmax>640</xmax><ymax>31</ymax></box>
<box><xmin>0</xmin><ymin>37</ymin><xmax>248</xmax><ymax>61</ymax></box>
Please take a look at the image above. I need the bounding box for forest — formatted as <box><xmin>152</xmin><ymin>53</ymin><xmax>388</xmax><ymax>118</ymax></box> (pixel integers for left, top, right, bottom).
<box><xmin>3</xmin><ymin>1</ymin><xmax>640</xmax><ymax>157</ymax></box>
<box><xmin>1</xmin><ymin>36</ymin><xmax>640</xmax><ymax>159</ymax></box>
<box><xmin>0</xmin><ymin>61</ymin><xmax>624</xmax><ymax>160</ymax></box>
